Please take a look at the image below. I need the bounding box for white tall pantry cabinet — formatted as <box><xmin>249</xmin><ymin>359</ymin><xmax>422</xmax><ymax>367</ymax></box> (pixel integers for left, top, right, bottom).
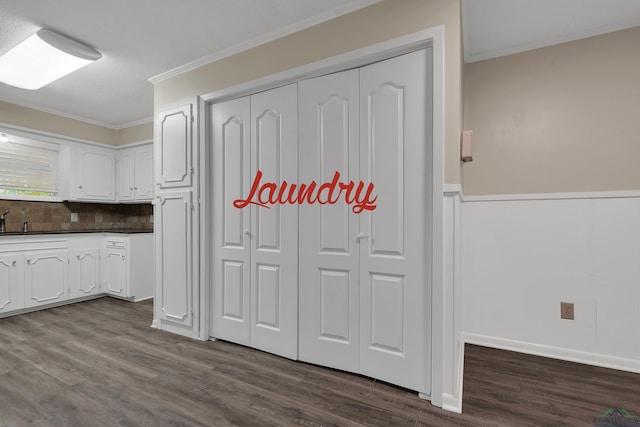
<box><xmin>154</xmin><ymin>102</ymin><xmax>200</xmax><ymax>337</ymax></box>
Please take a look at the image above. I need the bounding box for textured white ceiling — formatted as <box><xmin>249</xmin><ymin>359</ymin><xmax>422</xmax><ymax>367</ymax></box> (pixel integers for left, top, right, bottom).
<box><xmin>2</xmin><ymin>0</ymin><xmax>640</xmax><ymax>128</ymax></box>
<box><xmin>0</xmin><ymin>0</ymin><xmax>380</xmax><ymax>128</ymax></box>
<box><xmin>463</xmin><ymin>0</ymin><xmax>640</xmax><ymax>63</ymax></box>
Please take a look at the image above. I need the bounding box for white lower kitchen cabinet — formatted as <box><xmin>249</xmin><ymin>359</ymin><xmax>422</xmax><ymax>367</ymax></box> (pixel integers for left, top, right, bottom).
<box><xmin>70</xmin><ymin>248</ymin><xmax>101</xmax><ymax>299</ymax></box>
<box><xmin>0</xmin><ymin>253</ymin><xmax>24</xmax><ymax>314</ymax></box>
<box><xmin>102</xmin><ymin>234</ymin><xmax>154</xmax><ymax>301</ymax></box>
<box><xmin>0</xmin><ymin>232</ymin><xmax>154</xmax><ymax>318</ymax></box>
<box><xmin>103</xmin><ymin>243</ymin><xmax>127</xmax><ymax>296</ymax></box>
<box><xmin>24</xmin><ymin>249</ymin><xmax>69</xmax><ymax>308</ymax></box>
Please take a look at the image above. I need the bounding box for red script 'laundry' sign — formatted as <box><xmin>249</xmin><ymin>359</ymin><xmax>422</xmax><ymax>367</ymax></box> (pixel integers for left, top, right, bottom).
<box><xmin>233</xmin><ymin>170</ymin><xmax>377</xmax><ymax>214</ymax></box>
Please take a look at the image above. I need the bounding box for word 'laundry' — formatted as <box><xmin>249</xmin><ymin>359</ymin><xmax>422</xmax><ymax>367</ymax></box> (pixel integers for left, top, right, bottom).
<box><xmin>233</xmin><ymin>170</ymin><xmax>377</xmax><ymax>214</ymax></box>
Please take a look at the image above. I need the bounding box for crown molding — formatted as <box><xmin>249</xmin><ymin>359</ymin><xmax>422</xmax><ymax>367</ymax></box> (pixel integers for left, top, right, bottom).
<box><xmin>464</xmin><ymin>16</ymin><xmax>640</xmax><ymax>63</ymax></box>
<box><xmin>114</xmin><ymin>117</ymin><xmax>153</xmax><ymax>130</ymax></box>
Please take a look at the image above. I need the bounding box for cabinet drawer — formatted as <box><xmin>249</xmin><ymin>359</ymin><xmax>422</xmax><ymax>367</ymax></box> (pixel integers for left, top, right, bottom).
<box><xmin>105</xmin><ymin>239</ymin><xmax>127</xmax><ymax>249</ymax></box>
<box><xmin>0</xmin><ymin>239</ymin><xmax>68</xmax><ymax>253</ymax></box>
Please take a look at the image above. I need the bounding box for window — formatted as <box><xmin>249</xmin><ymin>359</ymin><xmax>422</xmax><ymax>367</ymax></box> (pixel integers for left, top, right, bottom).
<box><xmin>0</xmin><ymin>134</ymin><xmax>59</xmax><ymax>200</ymax></box>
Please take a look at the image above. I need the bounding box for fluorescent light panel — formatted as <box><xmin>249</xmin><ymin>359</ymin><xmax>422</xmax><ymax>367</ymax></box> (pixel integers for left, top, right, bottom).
<box><xmin>0</xmin><ymin>29</ymin><xmax>101</xmax><ymax>90</ymax></box>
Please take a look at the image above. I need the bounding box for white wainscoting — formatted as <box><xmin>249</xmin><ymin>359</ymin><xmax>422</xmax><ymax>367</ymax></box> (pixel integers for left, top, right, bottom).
<box><xmin>454</xmin><ymin>192</ymin><xmax>640</xmax><ymax>411</ymax></box>
<box><xmin>443</xmin><ymin>193</ymin><xmax>640</xmax><ymax>412</ymax></box>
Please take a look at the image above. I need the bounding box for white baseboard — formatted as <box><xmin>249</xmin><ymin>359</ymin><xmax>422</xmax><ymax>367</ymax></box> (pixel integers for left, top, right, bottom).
<box><xmin>442</xmin><ymin>393</ymin><xmax>462</xmax><ymax>414</ymax></box>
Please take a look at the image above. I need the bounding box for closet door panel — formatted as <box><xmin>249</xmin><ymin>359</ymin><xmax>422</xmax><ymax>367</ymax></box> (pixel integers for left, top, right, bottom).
<box><xmin>368</xmin><ymin>83</ymin><xmax>404</xmax><ymax>256</ymax></box>
<box><xmin>298</xmin><ymin>69</ymin><xmax>360</xmax><ymax>372</ymax></box>
<box><xmin>359</xmin><ymin>48</ymin><xmax>432</xmax><ymax>394</ymax></box>
<box><xmin>211</xmin><ymin>96</ymin><xmax>252</xmax><ymax>346</ymax></box>
<box><xmin>254</xmin><ymin>109</ymin><xmax>281</xmax><ymax>251</ymax></box>
<box><xmin>250</xmin><ymin>83</ymin><xmax>298</xmax><ymax>360</ymax></box>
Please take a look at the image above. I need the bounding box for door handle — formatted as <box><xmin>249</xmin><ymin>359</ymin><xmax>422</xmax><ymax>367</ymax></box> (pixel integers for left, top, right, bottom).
<box><xmin>356</xmin><ymin>233</ymin><xmax>367</xmax><ymax>242</ymax></box>
<box><xmin>243</xmin><ymin>229</ymin><xmax>251</xmax><ymax>238</ymax></box>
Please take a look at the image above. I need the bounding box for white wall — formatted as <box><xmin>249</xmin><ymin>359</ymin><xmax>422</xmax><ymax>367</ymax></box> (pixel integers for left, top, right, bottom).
<box><xmin>460</xmin><ymin>193</ymin><xmax>640</xmax><ymax>371</ymax></box>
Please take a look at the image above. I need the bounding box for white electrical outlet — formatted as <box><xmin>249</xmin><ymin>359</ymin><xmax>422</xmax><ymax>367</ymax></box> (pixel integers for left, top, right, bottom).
<box><xmin>70</xmin><ymin>212</ymin><xmax>78</xmax><ymax>222</ymax></box>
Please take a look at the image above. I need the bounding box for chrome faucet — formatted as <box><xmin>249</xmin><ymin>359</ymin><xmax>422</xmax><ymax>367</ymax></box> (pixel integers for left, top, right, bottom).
<box><xmin>0</xmin><ymin>210</ymin><xmax>8</xmax><ymax>233</ymax></box>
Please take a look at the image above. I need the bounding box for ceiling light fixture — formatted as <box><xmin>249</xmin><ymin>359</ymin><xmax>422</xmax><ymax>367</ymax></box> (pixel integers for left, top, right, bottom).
<box><xmin>0</xmin><ymin>134</ymin><xmax>8</xmax><ymax>143</ymax></box>
<box><xmin>0</xmin><ymin>29</ymin><xmax>101</xmax><ymax>90</ymax></box>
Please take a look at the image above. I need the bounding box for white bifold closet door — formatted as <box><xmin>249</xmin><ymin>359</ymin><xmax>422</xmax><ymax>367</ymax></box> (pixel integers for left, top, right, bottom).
<box><xmin>211</xmin><ymin>84</ymin><xmax>298</xmax><ymax>360</ymax></box>
<box><xmin>298</xmin><ymin>49</ymin><xmax>432</xmax><ymax>393</ymax></box>
<box><xmin>298</xmin><ymin>69</ymin><xmax>361</xmax><ymax>373</ymax></box>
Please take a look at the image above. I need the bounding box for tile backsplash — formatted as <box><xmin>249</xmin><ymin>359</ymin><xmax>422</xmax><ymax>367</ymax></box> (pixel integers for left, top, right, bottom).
<box><xmin>0</xmin><ymin>200</ymin><xmax>153</xmax><ymax>233</ymax></box>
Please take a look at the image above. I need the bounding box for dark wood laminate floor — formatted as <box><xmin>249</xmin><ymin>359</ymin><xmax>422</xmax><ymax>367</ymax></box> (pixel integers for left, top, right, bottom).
<box><xmin>1</xmin><ymin>298</ymin><xmax>639</xmax><ymax>426</ymax></box>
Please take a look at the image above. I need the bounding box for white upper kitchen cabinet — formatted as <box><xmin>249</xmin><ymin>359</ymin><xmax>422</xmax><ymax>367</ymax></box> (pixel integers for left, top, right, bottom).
<box><xmin>117</xmin><ymin>144</ymin><xmax>154</xmax><ymax>202</ymax></box>
<box><xmin>117</xmin><ymin>149</ymin><xmax>136</xmax><ymax>201</ymax></box>
<box><xmin>61</xmin><ymin>145</ymin><xmax>116</xmax><ymax>202</ymax></box>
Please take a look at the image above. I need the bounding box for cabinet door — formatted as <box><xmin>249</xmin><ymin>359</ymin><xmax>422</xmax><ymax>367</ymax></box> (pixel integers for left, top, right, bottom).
<box><xmin>117</xmin><ymin>150</ymin><xmax>136</xmax><ymax>201</ymax></box>
<box><xmin>156</xmin><ymin>190</ymin><xmax>193</xmax><ymax>326</ymax></box>
<box><xmin>0</xmin><ymin>253</ymin><xmax>24</xmax><ymax>313</ymax></box>
<box><xmin>103</xmin><ymin>249</ymin><xmax>127</xmax><ymax>296</ymax></box>
<box><xmin>74</xmin><ymin>147</ymin><xmax>116</xmax><ymax>201</ymax></box>
<box><xmin>134</xmin><ymin>146</ymin><xmax>154</xmax><ymax>200</ymax></box>
<box><xmin>24</xmin><ymin>250</ymin><xmax>68</xmax><ymax>308</ymax></box>
<box><xmin>156</xmin><ymin>104</ymin><xmax>193</xmax><ymax>189</ymax></box>
<box><xmin>71</xmin><ymin>249</ymin><xmax>100</xmax><ymax>298</ymax></box>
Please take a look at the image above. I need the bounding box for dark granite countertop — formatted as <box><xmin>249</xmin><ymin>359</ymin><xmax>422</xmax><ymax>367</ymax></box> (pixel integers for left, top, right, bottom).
<box><xmin>0</xmin><ymin>229</ymin><xmax>153</xmax><ymax>236</ymax></box>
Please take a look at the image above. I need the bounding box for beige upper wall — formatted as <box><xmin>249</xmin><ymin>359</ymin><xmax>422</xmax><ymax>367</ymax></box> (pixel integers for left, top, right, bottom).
<box><xmin>0</xmin><ymin>100</ymin><xmax>153</xmax><ymax>146</ymax></box>
<box><xmin>155</xmin><ymin>0</ymin><xmax>462</xmax><ymax>185</ymax></box>
<box><xmin>116</xmin><ymin>121</ymin><xmax>153</xmax><ymax>146</ymax></box>
<box><xmin>463</xmin><ymin>26</ymin><xmax>640</xmax><ymax>195</ymax></box>
<box><xmin>0</xmin><ymin>100</ymin><xmax>118</xmax><ymax>145</ymax></box>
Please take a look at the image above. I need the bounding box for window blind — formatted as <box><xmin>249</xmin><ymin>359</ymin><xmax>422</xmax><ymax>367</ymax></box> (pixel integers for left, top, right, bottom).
<box><xmin>0</xmin><ymin>139</ymin><xmax>59</xmax><ymax>196</ymax></box>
